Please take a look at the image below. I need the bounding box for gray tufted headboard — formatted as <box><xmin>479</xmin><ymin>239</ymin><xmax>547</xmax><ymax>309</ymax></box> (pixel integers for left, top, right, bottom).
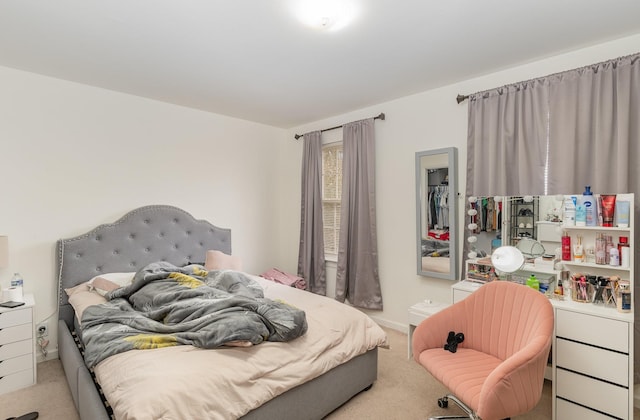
<box><xmin>57</xmin><ymin>205</ymin><xmax>231</xmax><ymax>328</ymax></box>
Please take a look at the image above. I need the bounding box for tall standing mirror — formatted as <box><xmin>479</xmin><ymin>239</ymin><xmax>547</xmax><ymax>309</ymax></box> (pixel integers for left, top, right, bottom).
<box><xmin>415</xmin><ymin>147</ymin><xmax>458</xmax><ymax>280</ymax></box>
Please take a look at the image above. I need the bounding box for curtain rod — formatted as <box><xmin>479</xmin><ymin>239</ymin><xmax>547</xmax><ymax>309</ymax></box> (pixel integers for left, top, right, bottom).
<box><xmin>456</xmin><ymin>52</ymin><xmax>640</xmax><ymax>106</ymax></box>
<box><xmin>294</xmin><ymin>112</ymin><xmax>385</xmax><ymax>140</ymax></box>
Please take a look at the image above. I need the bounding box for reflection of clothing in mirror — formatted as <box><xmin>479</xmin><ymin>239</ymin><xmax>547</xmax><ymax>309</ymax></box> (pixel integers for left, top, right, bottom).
<box><xmin>470</xmin><ymin>197</ymin><xmax>499</xmax><ymax>232</ymax></box>
<box><xmin>428</xmin><ymin>185</ymin><xmax>449</xmax><ymax>230</ymax></box>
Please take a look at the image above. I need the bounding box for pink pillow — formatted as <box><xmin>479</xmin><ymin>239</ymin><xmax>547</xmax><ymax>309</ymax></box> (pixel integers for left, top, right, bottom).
<box><xmin>90</xmin><ymin>277</ymin><xmax>122</xmax><ymax>296</ymax></box>
<box><xmin>204</xmin><ymin>250</ymin><xmax>242</xmax><ymax>271</ymax></box>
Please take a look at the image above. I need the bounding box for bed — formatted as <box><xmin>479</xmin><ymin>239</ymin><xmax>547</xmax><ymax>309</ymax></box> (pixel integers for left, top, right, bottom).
<box><xmin>56</xmin><ymin>205</ymin><xmax>388</xmax><ymax>420</ymax></box>
<box><xmin>420</xmin><ymin>237</ymin><xmax>450</xmax><ymax>273</ymax></box>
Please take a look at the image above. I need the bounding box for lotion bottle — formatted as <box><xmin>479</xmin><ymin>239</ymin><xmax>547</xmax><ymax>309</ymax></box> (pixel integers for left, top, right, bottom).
<box><xmin>582</xmin><ymin>186</ymin><xmax>596</xmax><ymax>226</ymax></box>
<box><xmin>575</xmin><ymin>204</ymin><xmax>586</xmax><ymax>226</ymax></box>
<box><xmin>563</xmin><ymin>196</ymin><xmax>576</xmax><ymax>226</ymax></box>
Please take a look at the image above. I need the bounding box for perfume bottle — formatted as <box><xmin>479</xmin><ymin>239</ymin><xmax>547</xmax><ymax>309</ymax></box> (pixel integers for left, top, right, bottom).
<box><xmin>605</xmin><ymin>235</ymin><xmax>614</xmax><ymax>265</ymax></box>
<box><xmin>561</xmin><ymin>231</ymin><xmax>572</xmax><ymax>261</ymax></box>
<box><xmin>595</xmin><ymin>233</ymin><xmax>606</xmax><ymax>265</ymax></box>
<box><xmin>573</xmin><ymin>235</ymin><xmax>584</xmax><ymax>262</ymax></box>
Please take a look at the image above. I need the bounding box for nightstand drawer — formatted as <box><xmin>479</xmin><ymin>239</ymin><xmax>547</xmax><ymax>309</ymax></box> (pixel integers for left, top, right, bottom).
<box><xmin>0</xmin><ymin>368</ymin><xmax>34</xmax><ymax>395</ymax></box>
<box><xmin>556</xmin><ymin>368</ymin><xmax>628</xmax><ymax>419</ymax></box>
<box><xmin>0</xmin><ymin>353</ymin><xmax>32</xmax><ymax>377</ymax></box>
<box><xmin>556</xmin><ymin>309</ymin><xmax>628</xmax><ymax>352</ymax></box>
<box><xmin>0</xmin><ymin>308</ymin><xmax>32</xmax><ymax>329</ymax></box>
<box><xmin>0</xmin><ymin>339</ymin><xmax>32</xmax><ymax>361</ymax></box>
<box><xmin>0</xmin><ymin>323</ymin><xmax>32</xmax><ymax>345</ymax></box>
<box><xmin>556</xmin><ymin>337</ymin><xmax>628</xmax><ymax>386</ymax></box>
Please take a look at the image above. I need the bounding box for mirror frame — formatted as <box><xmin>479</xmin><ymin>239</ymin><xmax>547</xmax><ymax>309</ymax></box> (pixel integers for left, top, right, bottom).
<box><xmin>415</xmin><ymin>147</ymin><xmax>458</xmax><ymax>280</ymax></box>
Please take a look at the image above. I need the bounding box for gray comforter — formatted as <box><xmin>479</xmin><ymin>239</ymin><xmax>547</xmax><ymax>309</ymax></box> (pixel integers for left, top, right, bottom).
<box><xmin>80</xmin><ymin>262</ymin><xmax>308</xmax><ymax>367</ymax></box>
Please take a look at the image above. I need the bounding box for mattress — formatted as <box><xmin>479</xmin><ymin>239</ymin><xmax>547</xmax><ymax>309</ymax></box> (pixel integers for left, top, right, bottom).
<box><xmin>68</xmin><ymin>274</ymin><xmax>388</xmax><ymax>420</ymax></box>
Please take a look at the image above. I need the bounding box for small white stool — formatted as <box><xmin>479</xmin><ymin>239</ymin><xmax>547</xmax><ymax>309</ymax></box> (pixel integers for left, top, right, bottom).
<box><xmin>407</xmin><ymin>300</ymin><xmax>449</xmax><ymax>359</ymax></box>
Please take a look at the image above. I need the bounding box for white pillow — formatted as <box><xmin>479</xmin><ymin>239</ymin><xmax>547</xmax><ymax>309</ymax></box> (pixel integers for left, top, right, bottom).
<box><xmin>88</xmin><ymin>272</ymin><xmax>135</xmax><ymax>296</ymax></box>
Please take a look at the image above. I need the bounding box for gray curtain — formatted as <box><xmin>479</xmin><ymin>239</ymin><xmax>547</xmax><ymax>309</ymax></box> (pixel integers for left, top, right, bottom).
<box><xmin>335</xmin><ymin>118</ymin><xmax>383</xmax><ymax>310</ymax></box>
<box><xmin>466</xmin><ymin>79</ymin><xmax>549</xmax><ymax>198</ymax></box>
<box><xmin>465</xmin><ymin>52</ymin><xmax>640</xmax><ymax>382</ymax></box>
<box><xmin>297</xmin><ymin>131</ymin><xmax>326</xmax><ymax>295</ymax></box>
<box><xmin>546</xmin><ymin>53</ymin><xmax>640</xmax><ymax>383</ymax></box>
<box><xmin>546</xmin><ymin>53</ymin><xmax>640</xmax><ymax>195</ymax></box>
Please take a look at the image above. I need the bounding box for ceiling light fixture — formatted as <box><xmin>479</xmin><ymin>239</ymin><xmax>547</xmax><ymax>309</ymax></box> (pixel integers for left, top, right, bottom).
<box><xmin>292</xmin><ymin>0</ymin><xmax>358</xmax><ymax>31</ymax></box>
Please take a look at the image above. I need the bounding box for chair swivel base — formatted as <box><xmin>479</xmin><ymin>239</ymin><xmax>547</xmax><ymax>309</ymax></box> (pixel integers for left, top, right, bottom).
<box><xmin>428</xmin><ymin>394</ymin><xmax>480</xmax><ymax>420</ymax></box>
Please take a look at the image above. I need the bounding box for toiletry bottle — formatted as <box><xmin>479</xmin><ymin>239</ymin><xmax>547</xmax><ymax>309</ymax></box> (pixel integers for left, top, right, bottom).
<box><xmin>563</xmin><ymin>196</ymin><xmax>576</xmax><ymax>226</ymax></box>
<box><xmin>616</xmin><ymin>199</ymin><xmax>630</xmax><ymax>228</ymax></box>
<box><xmin>601</xmin><ymin>195</ymin><xmax>616</xmax><ymax>227</ymax></box>
<box><xmin>10</xmin><ymin>272</ymin><xmax>24</xmax><ymax>288</ymax></box>
<box><xmin>561</xmin><ymin>231</ymin><xmax>572</xmax><ymax>261</ymax></box>
<box><xmin>575</xmin><ymin>204</ymin><xmax>586</xmax><ymax>226</ymax></box>
<box><xmin>573</xmin><ymin>235</ymin><xmax>584</xmax><ymax>262</ymax></box>
<box><xmin>595</xmin><ymin>233</ymin><xmax>606</xmax><ymax>265</ymax></box>
<box><xmin>526</xmin><ymin>274</ymin><xmax>539</xmax><ymax>291</ymax></box>
<box><xmin>609</xmin><ymin>246</ymin><xmax>620</xmax><ymax>266</ymax></box>
<box><xmin>582</xmin><ymin>186</ymin><xmax>596</xmax><ymax>226</ymax></box>
<box><xmin>605</xmin><ymin>235</ymin><xmax>614</xmax><ymax>264</ymax></box>
<box><xmin>617</xmin><ymin>280</ymin><xmax>632</xmax><ymax>313</ymax></box>
<box><xmin>619</xmin><ymin>236</ymin><xmax>630</xmax><ymax>268</ymax></box>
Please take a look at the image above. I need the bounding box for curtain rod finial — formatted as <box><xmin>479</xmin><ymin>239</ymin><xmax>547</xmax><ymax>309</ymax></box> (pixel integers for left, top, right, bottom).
<box><xmin>456</xmin><ymin>94</ymin><xmax>468</xmax><ymax>104</ymax></box>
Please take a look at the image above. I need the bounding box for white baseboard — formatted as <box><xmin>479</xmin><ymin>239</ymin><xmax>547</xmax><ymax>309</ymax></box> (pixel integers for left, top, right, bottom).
<box><xmin>368</xmin><ymin>315</ymin><xmax>407</xmax><ymax>334</ymax></box>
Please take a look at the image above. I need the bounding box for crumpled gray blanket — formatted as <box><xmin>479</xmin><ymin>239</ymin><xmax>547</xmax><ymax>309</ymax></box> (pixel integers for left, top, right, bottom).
<box><xmin>80</xmin><ymin>262</ymin><xmax>308</xmax><ymax>368</ymax></box>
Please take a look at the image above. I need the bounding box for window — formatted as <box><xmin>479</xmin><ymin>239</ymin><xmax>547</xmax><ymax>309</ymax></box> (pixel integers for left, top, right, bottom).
<box><xmin>322</xmin><ymin>142</ymin><xmax>342</xmax><ymax>255</ymax></box>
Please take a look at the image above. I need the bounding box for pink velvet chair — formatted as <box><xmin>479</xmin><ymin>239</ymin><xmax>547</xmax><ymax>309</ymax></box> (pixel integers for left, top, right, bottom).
<box><xmin>412</xmin><ymin>281</ymin><xmax>553</xmax><ymax>420</ymax></box>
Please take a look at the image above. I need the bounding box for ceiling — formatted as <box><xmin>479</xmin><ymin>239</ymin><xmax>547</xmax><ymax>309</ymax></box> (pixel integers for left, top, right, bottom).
<box><xmin>1</xmin><ymin>1</ymin><xmax>640</xmax><ymax>128</ymax></box>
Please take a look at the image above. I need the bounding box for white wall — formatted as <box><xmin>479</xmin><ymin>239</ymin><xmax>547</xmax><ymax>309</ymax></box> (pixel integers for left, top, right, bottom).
<box><xmin>0</xmin><ymin>66</ymin><xmax>285</xmax><ymax>359</ymax></box>
<box><xmin>2</xmin><ymin>33</ymin><xmax>638</xmax><ymax>361</ymax></box>
<box><xmin>276</xmin><ymin>34</ymin><xmax>640</xmax><ymax>331</ymax></box>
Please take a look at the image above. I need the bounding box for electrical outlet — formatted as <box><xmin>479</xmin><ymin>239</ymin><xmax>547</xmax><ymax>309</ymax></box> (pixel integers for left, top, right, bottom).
<box><xmin>37</xmin><ymin>321</ymin><xmax>48</xmax><ymax>337</ymax></box>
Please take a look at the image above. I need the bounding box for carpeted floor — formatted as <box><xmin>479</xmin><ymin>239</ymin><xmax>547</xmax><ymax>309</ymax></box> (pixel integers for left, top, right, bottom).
<box><xmin>1</xmin><ymin>327</ymin><xmax>555</xmax><ymax>419</ymax></box>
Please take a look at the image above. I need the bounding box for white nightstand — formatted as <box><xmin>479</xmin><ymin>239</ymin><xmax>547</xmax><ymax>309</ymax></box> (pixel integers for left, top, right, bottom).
<box><xmin>408</xmin><ymin>300</ymin><xmax>449</xmax><ymax>359</ymax></box>
<box><xmin>0</xmin><ymin>293</ymin><xmax>36</xmax><ymax>395</ymax></box>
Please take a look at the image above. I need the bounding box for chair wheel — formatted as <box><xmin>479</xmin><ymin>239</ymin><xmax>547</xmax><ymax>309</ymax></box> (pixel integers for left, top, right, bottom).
<box><xmin>437</xmin><ymin>397</ymin><xmax>448</xmax><ymax>408</ymax></box>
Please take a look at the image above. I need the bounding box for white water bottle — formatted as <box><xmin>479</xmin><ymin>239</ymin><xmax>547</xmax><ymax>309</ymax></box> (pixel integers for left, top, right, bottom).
<box><xmin>10</xmin><ymin>272</ymin><xmax>24</xmax><ymax>288</ymax></box>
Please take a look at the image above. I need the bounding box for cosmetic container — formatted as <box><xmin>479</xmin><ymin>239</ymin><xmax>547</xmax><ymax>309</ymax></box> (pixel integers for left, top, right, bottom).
<box><xmin>582</xmin><ymin>186</ymin><xmax>596</xmax><ymax>226</ymax></box>
<box><xmin>595</xmin><ymin>233</ymin><xmax>606</xmax><ymax>265</ymax></box>
<box><xmin>561</xmin><ymin>231</ymin><xmax>571</xmax><ymax>261</ymax></box>
<box><xmin>616</xmin><ymin>200</ymin><xmax>630</xmax><ymax>228</ymax></box>
<box><xmin>573</xmin><ymin>235</ymin><xmax>584</xmax><ymax>262</ymax></box>
<box><xmin>617</xmin><ymin>280</ymin><xmax>631</xmax><ymax>313</ymax></box>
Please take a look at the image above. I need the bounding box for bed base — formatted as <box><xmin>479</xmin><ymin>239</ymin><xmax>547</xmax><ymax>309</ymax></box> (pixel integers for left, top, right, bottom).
<box><xmin>58</xmin><ymin>319</ymin><xmax>377</xmax><ymax>420</ymax></box>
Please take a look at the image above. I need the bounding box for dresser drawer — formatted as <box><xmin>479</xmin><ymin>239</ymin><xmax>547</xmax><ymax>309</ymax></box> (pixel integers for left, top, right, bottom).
<box><xmin>0</xmin><ymin>323</ymin><xmax>32</xmax><ymax>345</ymax></box>
<box><xmin>0</xmin><ymin>353</ymin><xmax>32</xmax><ymax>377</ymax></box>
<box><xmin>556</xmin><ymin>337</ymin><xmax>629</xmax><ymax>386</ymax></box>
<box><xmin>556</xmin><ymin>309</ymin><xmax>628</xmax><ymax>352</ymax></box>
<box><xmin>556</xmin><ymin>368</ymin><xmax>629</xmax><ymax>419</ymax></box>
<box><xmin>556</xmin><ymin>398</ymin><xmax>615</xmax><ymax>420</ymax></box>
<box><xmin>0</xmin><ymin>368</ymin><xmax>34</xmax><ymax>395</ymax></box>
<box><xmin>0</xmin><ymin>339</ymin><xmax>32</xmax><ymax>361</ymax></box>
<box><xmin>0</xmin><ymin>308</ymin><xmax>32</xmax><ymax>329</ymax></box>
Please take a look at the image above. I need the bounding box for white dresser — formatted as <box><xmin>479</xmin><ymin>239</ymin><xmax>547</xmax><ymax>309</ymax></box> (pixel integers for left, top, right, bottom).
<box><xmin>554</xmin><ymin>302</ymin><xmax>634</xmax><ymax>419</ymax></box>
<box><xmin>0</xmin><ymin>294</ymin><xmax>36</xmax><ymax>396</ymax></box>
